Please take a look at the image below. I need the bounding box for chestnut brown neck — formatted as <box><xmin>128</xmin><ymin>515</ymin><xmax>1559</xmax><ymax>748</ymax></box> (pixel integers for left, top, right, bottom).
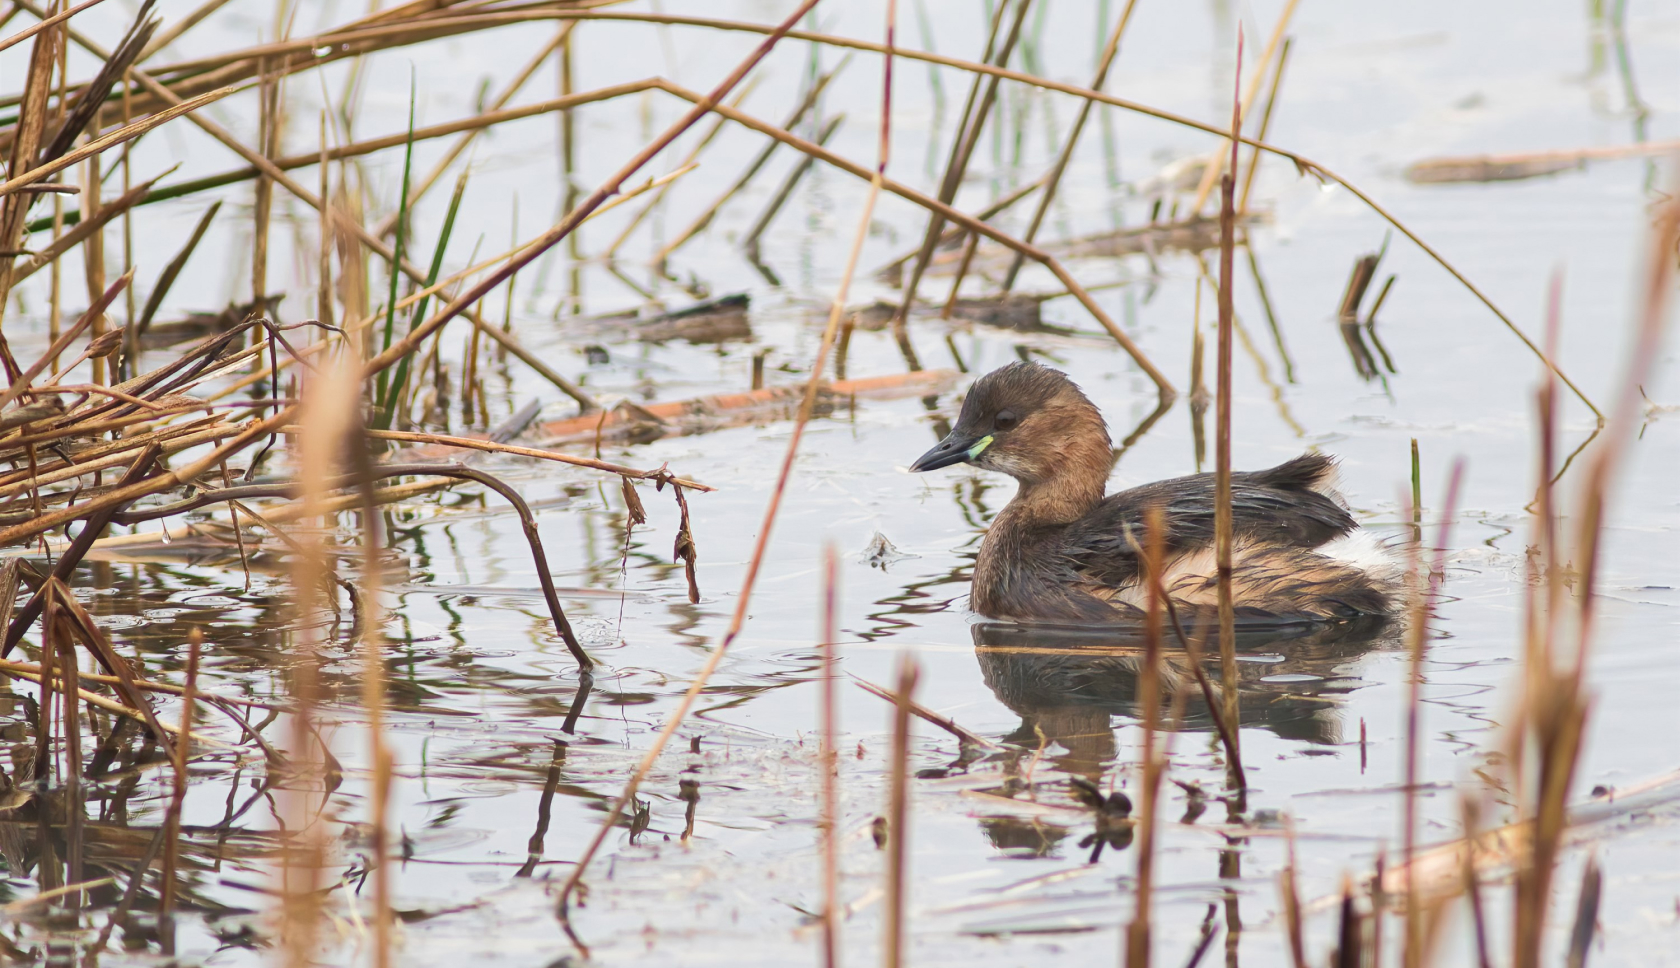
<box><xmin>990</xmin><ymin>405</ymin><xmax>1112</xmax><ymax>528</ymax></box>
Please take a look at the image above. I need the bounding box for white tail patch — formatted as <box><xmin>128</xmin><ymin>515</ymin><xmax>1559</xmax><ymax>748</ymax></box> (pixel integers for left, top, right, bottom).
<box><xmin>1316</xmin><ymin>530</ymin><xmax>1405</xmax><ymax>586</ymax></box>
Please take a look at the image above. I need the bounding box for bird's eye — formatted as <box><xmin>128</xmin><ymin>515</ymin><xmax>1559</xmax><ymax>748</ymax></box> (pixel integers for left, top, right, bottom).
<box><xmin>994</xmin><ymin>410</ymin><xmax>1018</xmax><ymax>432</ymax></box>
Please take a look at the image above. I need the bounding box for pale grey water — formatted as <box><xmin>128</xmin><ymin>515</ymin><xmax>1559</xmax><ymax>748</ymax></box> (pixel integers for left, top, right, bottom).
<box><xmin>0</xmin><ymin>1</ymin><xmax>1676</xmax><ymax>965</ymax></box>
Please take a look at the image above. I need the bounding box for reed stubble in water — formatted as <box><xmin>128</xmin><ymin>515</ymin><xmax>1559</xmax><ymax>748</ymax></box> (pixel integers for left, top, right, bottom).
<box><xmin>885</xmin><ymin>655</ymin><xmax>919</xmax><ymax>968</ymax></box>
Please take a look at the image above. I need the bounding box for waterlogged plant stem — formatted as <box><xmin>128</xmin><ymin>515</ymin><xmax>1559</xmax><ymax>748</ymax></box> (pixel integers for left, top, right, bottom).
<box><xmin>885</xmin><ymin>653</ymin><xmax>918</xmax><ymax>968</ymax></box>
<box><xmin>820</xmin><ymin>543</ymin><xmax>841</xmax><ymax>968</ymax></box>
<box><xmin>1214</xmin><ymin>38</ymin><xmax>1243</xmax><ymax>801</ymax></box>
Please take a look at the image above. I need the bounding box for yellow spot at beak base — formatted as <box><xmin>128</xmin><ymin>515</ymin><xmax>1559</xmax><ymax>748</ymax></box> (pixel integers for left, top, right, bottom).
<box><xmin>966</xmin><ymin>435</ymin><xmax>994</xmax><ymax>459</ymax></box>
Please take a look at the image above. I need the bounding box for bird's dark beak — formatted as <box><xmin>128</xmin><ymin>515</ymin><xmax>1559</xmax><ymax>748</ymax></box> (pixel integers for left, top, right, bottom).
<box><xmin>909</xmin><ymin>431</ymin><xmax>993</xmax><ymax>472</ymax></box>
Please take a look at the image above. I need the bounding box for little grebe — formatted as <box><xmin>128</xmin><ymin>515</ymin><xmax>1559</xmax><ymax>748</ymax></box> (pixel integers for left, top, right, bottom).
<box><xmin>910</xmin><ymin>362</ymin><xmax>1396</xmax><ymax>623</ymax></box>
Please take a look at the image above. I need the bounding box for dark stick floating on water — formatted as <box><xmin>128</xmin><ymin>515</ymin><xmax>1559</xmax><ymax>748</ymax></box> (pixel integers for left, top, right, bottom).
<box><xmin>910</xmin><ymin>362</ymin><xmax>1399</xmax><ymax>623</ymax></box>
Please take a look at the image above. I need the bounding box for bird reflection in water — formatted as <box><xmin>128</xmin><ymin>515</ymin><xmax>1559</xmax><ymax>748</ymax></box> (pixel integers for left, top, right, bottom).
<box><xmin>974</xmin><ymin>613</ymin><xmax>1398</xmax><ymax>779</ymax></box>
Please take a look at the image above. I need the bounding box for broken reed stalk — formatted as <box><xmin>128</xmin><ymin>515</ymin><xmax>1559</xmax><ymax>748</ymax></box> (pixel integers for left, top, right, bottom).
<box><xmin>1213</xmin><ymin>39</ymin><xmax>1243</xmax><ymax>802</ymax></box>
<box><xmin>1564</xmin><ymin>855</ymin><xmax>1600</xmax><ymax>968</ymax></box>
<box><xmin>884</xmin><ymin>654</ymin><xmax>918</xmax><ymax>968</ymax></box>
<box><xmin>1001</xmin><ymin>0</ymin><xmax>1138</xmax><ymax>293</ymax></box>
<box><xmin>552</xmin><ymin>5</ymin><xmax>892</xmax><ymax>939</ymax></box>
<box><xmin>1124</xmin><ymin>505</ymin><xmax>1167</xmax><ymax>968</ymax></box>
<box><xmin>558</xmin><ymin>9</ymin><xmax>1598</xmax><ymax>418</ymax></box>
<box><xmin>820</xmin><ymin>543</ymin><xmax>841</xmax><ymax>968</ymax></box>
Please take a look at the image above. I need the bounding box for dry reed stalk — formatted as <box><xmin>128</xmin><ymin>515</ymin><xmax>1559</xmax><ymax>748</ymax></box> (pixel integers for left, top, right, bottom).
<box><xmin>135</xmin><ymin>0</ymin><xmax>231</xmax><ymax>60</ymax></box>
<box><xmin>0</xmin><ymin>268</ymin><xmax>121</xmax><ymax>411</ymax></box>
<box><xmin>1334</xmin><ymin>875</ymin><xmax>1361</xmax><ymax>968</ymax></box>
<box><xmin>0</xmin><ymin>0</ymin><xmax>102</xmax><ymax>55</ymax></box>
<box><xmin>1564</xmin><ymin>854</ymin><xmax>1600</xmax><ymax>968</ymax></box>
<box><xmin>81</xmin><ymin>226</ymin><xmax>118</xmax><ymax>381</ymax></box>
<box><xmin>1405</xmin><ymin>139</ymin><xmax>1680</xmax><ymax>183</ymax></box>
<box><xmin>251</xmin><ymin>67</ymin><xmax>277</xmax><ymax>309</ymax></box>
<box><xmin>558</xmin><ymin>21</ymin><xmax>579</xmax><ymax>316</ymax></box>
<box><xmin>317</xmin><ymin>112</ymin><xmax>333</xmax><ymax>328</ymax></box>
<box><xmin>560</xmin><ymin>10</ymin><xmax>1599</xmax><ymax>418</ymax></box>
<box><xmin>0</xmin><ymin>657</ymin><xmax>274</xmax><ymax>708</ymax></box>
<box><xmin>0</xmin><ymin>81</ymin><xmax>246</xmax><ymax>198</ymax></box>
<box><xmin>0</xmin><ymin>421</ymin><xmax>231</xmax><ymax>500</ymax></box>
<box><xmin>1509</xmin><ymin>187</ymin><xmax>1674</xmax><ymax>968</ymax></box>
<box><xmin>12</xmin><ymin>173</ymin><xmax>162</xmax><ymax>284</ymax></box>
<box><xmin>889</xmin><ymin>173</ymin><xmax>1044</xmax><ymax>282</ymax></box>
<box><xmin>18</xmin><ymin>580</ymin><xmax>180</xmax><ymax>756</ymax></box>
<box><xmin>36</xmin><ymin>20</ymin><xmax>568</xmax><ymax>414</ymax></box>
<box><xmin>2</xmin><ymin>447</ymin><xmax>158</xmax><ymax>671</ymax></box>
<box><xmin>552</xmin><ymin>4</ymin><xmax>886</xmax><ymax>943</ymax></box>
<box><xmin>1124</xmin><ymin>505</ymin><xmax>1167</xmax><ymax>968</ymax></box>
<box><xmin>1001</xmin><ymin>0</ymin><xmax>1138</xmax><ymax>292</ymax></box>
<box><xmin>1189</xmin><ymin>278</ymin><xmax>1208</xmax><ymax>469</ymax></box>
<box><xmin>884</xmin><ymin>652</ymin><xmax>918</xmax><ymax>968</ymax></box>
<box><xmin>820</xmin><ymin>543</ymin><xmax>841</xmax><ymax>968</ymax></box>
<box><xmin>851</xmin><ymin>676</ymin><xmax>996</xmax><ymax>749</ymax></box>
<box><xmin>0</xmin><ymin>10</ymin><xmax>63</xmax><ymax>379</ymax></box>
<box><xmin>348</xmin><ymin>428</ymin><xmax>713</xmax><ymax>489</ymax></box>
<box><xmin>21</xmin><ymin>6</ymin><xmax>543</xmax><ymax>124</ymax></box>
<box><xmin>1213</xmin><ymin>39</ymin><xmax>1243</xmax><ymax>801</ymax></box>
<box><xmin>0</xmin><ymin>404</ymin><xmax>296</xmax><ymax>547</ymax></box>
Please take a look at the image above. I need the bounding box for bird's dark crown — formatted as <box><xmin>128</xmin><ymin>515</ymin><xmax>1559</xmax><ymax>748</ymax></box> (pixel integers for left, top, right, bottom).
<box><xmin>912</xmin><ymin>363</ymin><xmax>1113</xmax><ymax>521</ymax></box>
